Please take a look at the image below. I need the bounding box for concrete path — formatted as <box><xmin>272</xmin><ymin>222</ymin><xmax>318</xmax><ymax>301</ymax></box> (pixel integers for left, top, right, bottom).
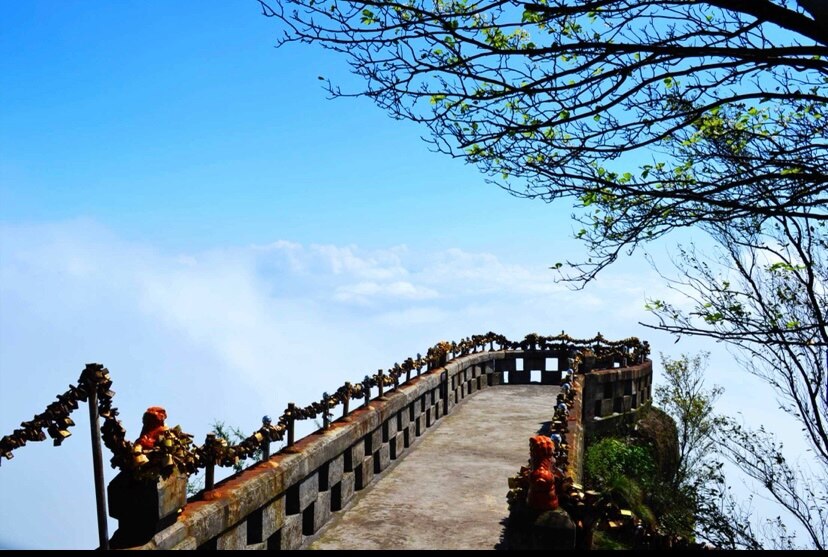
<box><xmin>308</xmin><ymin>384</ymin><xmax>560</xmax><ymax>550</ymax></box>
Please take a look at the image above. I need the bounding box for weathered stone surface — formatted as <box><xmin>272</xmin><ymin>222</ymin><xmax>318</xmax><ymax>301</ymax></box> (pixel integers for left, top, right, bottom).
<box><xmin>170</xmin><ymin>536</ymin><xmax>198</xmax><ymax>550</ymax></box>
<box><xmin>348</xmin><ymin>441</ymin><xmax>365</xmax><ymax>472</ymax></box>
<box><xmin>298</xmin><ymin>472</ymin><xmax>319</xmax><ymax>512</ymax></box>
<box><xmin>178</xmin><ymin>501</ymin><xmax>225</xmax><ymax>549</ymax></box>
<box><xmin>416</xmin><ymin>414</ymin><xmax>426</xmax><ymax>436</ymax></box>
<box><xmin>443</xmin><ymin>360</ymin><xmax>460</xmax><ymax>375</ymax></box>
<box><xmin>230</xmin><ymin>474</ymin><xmax>281</xmax><ymax>529</ymax></box>
<box><xmin>369</xmin><ymin>428</ymin><xmax>382</xmax><ymax>454</ymax></box>
<box><xmin>310</xmin><ymin>491</ymin><xmax>332</xmax><ymax>535</ymax></box>
<box><xmin>398</xmin><ymin>408</ymin><xmax>409</xmax><ymax>429</ymax></box>
<box><xmin>357</xmin><ymin>456</ymin><xmax>374</xmax><ymax>490</ymax></box>
<box><xmin>384</xmin><ymin>415</ymin><xmax>398</xmax><ymax>440</ymax></box>
<box><xmin>327</xmin><ymin>454</ymin><xmax>344</xmax><ymax>488</ymax></box>
<box><xmin>280</xmin><ymin>514</ymin><xmax>303</xmax><ymax>550</ymax></box>
<box><xmin>392</xmin><ymin>431</ymin><xmax>405</xmax><ymax>460</ymax></box>
<box><xmin>375</xmin><ymin>443</ymin><xmax>391</xmax><ymax>473</ymax></box>
<box><xmin>216</xmin><ymin>522</ymin><xmax>246</xmax><ymax>550</ymax></box>
<box><xmin>339</xmin><ymin>471</ymin><xmax>355</xmax><ymax>509</ymax></box>
<box><xmin>261</xmin><ymin>496</ymin><xmax>285</xmax><ymax>541</ymax></box>
<box><xmin>147</xmin><ymin>521</ymin><xmax>188</xmax><ymax>550</ymax></box>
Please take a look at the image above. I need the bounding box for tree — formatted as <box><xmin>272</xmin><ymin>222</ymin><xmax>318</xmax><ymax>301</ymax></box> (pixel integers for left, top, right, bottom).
<box><xmin>653</xmin><ymin>352</ymin><xmax>771</xmax><ymax>549</ymax></box>
<box><xmin>655</xmin><ymin>352</ymin><xmax>721</xmax><ymax>490</ymax></box>
<box><xmin>261</xmin><ymin>0</ymin><xmax>827</xmax><ymax>282</ymax></box>
<box><xmin>260</xmin><ymin>0</ymin><xmax>828</xmax><ymax>546</ymax></box>
<box><xmin>645</xmin><ymin>216</ymin><xmax>828</xmax><ymax>549</ymax></box>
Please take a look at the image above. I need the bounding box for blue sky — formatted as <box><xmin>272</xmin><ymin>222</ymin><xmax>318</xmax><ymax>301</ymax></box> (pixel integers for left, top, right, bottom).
<box><xmin>0</xmin><ymin>2</ymin><xmax>805</xmax><ymax>550</ymax></box>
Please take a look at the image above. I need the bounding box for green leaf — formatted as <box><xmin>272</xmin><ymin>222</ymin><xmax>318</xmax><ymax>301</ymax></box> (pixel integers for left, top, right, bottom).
<box><xmin>361</xmin><ymin>8</ymin><xmax>375</xmax><ymax>24</ymax></box>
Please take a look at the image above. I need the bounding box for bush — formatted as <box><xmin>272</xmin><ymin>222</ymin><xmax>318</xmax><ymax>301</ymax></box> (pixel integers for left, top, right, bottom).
<box><xmin>585</xmin><ymin>437</ymin><xmax>656</xmax><ymax>490</ymax></box>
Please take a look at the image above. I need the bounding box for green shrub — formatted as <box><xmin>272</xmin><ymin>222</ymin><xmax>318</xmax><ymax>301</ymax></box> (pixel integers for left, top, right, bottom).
<box><xmin>585</xmin><ymin>437</ymin><xmax>656</xmax><ymax>489</ymax></box>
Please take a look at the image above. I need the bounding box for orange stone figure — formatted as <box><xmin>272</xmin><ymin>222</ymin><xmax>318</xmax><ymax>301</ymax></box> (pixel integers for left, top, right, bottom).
<box><xmin>135</xmin><ymin>406</ymin><xmax>168</xmax><ymax>450</ymax></box>
<box><xmin>526</xmin><ymin>435</ymin><xmax>561</xmax><ymax>511</ymax></box>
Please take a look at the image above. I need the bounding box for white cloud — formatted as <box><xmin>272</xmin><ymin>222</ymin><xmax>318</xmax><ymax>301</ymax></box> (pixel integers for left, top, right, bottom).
<box><xmin>418</xmin><ymin>248</ymin><xmax>567</xmax><ymax>296</ymax></box>
<box><xmin>0</xmin><ymin>219</ymin><xmax>797</xmax><ymax>550</ymax></box>
<box><xmin>311</xmin><ymin>243</ymin><xmax>408</xmax><ymax>280</ymax></box>
<box><xmin>373</xmin><ymin>306</ymin><xmax>452</xmax><ymax>326</ymax></box>
<box><xmin>334</xmin><ymin>280</ymin><xmax>439</xmax><ymax>304</ymax></box>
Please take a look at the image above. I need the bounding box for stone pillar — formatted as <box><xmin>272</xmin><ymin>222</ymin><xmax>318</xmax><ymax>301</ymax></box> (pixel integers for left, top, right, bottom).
<box><xmin>108</xmin><ymin>472</ymin><xmax>187</xmax><ymax>548</ymax></box>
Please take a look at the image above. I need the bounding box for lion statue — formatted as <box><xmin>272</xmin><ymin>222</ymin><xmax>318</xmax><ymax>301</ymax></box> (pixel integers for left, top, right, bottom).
<box><xmin>135</xmin><ymin>406</ymin><xmax>168</xmax><ymax>450</ymax></box>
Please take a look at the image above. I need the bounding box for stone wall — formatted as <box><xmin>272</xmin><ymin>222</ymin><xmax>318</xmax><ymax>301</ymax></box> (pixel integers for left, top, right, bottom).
<box><xmin>580</xmin><ymin>361</ymin><xmax>654</xmax><ymax>439</ymax></box>
<box><xmin>110</xmin><ymin>351</ymin><xmax>651</xmax><ymax>550</ymax></box>
<box><xmin>113</xmin><ymin>351</ymin><xmax>506</xmax><ymax>550</ymax></box>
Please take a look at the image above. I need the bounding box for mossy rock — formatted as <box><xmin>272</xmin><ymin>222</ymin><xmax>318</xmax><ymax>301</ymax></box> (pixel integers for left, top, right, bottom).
<box><xmin>531</xmin><ymin>507</ymin><xmax>577</xmax><ymax>549</ymax></box>
<box><xmin>634</xmin><ymin>406</ymin><xmax>679</xmax><ymax>482</ymax></box>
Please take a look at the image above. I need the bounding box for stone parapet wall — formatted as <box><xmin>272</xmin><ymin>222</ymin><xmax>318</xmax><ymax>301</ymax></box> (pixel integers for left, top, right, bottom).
<box><xmin>112</xmin><ymin>350</ymin><xmax>651</xmax><ymax>550</ymax></box>
<box><xmin>580</xmin><ymin>361</ymin><xmax>653</xmax><ymax>439</ymax></box>
<box><xmin>119</xmin><ymin>351</ymin><xmax>505</xmax><ymax>550</ymax></box>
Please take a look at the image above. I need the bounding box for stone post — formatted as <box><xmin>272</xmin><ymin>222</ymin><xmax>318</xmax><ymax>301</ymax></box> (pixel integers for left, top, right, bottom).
<box><xmin>108</xmin><ymin>471</ymin><xmax>187</xmax><ymax>548</ymax></box>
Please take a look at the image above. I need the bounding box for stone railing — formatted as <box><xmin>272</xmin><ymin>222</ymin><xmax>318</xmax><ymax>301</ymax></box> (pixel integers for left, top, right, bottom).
<box><xmin>0</xmin><ymin>331</ymin><xmax>652</xmax><ymax>550</ymax></box>
<box><xmin>110</xmin><ymin>345</ymin><xmax>652</xmax><ymax>550</ymax></box>
<box><xmin>580</xmin><ymin>361</ymin><xmax>654</xmax><ymax>438</ymax></box>
<box><xmin>113</xmin><ymin>350</ymin><xmax>502</xmax><ymax>549</ymax></box>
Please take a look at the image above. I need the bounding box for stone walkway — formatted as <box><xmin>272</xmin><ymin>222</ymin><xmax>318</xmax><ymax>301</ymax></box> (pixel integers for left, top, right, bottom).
<box><xmin>308</xmin><ymin>384</ymin><xmax>560</xmax><ymax>550</ymax></box>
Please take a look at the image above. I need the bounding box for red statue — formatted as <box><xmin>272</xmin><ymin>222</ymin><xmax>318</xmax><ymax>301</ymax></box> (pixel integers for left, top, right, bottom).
<box><xmin>135</xmin><ymin>406</ymin><xmax>168</xmax><ymax>450</ymax></box>
<box><xmin>526</xmin><ymin>435</ymin><xmax>561</xmax><ymax>511</ymax></box>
